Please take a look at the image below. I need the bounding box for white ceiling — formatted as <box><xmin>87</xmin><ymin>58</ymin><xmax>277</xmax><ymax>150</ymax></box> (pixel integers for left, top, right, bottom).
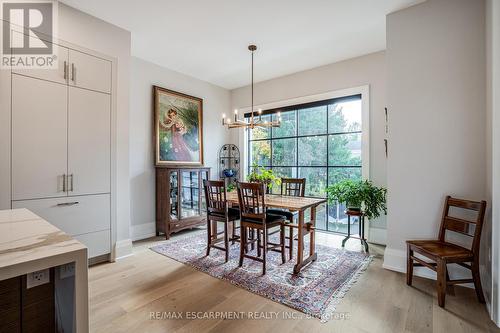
<box><xmin>60</xmin><ymin>0</ymin><xmax>424</xmax><ymax>89</ymax></box>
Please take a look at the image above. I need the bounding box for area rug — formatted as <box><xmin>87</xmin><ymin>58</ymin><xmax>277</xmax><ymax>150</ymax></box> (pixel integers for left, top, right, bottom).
<box><xmin>150</xmin><ymin>232</ymin><xmax>372</xmax><ymax>322</ymax></box>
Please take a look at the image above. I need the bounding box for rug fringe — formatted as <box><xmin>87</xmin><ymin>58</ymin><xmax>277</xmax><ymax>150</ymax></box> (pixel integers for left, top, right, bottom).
<box><xmin>320</xmin><ymin>254</ymin><xmax>374</xmax><ymax>323</ymax></box>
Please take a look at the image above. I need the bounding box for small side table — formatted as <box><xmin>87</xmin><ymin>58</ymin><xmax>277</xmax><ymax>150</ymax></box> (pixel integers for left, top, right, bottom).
<box><xmin>341</xmin><ymin>210</ymin><xmax>369</xmax><ymax>252</ymax></box>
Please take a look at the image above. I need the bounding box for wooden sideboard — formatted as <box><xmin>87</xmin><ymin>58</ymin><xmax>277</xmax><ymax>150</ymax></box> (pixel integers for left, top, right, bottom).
<box><xmin>155</xmin><ymin>167</ymin><xmax>210</xmax><ymax>239</ymax></box>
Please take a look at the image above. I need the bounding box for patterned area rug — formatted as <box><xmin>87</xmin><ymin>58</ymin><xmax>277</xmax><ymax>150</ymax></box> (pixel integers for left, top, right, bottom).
<box><xmin>150</xmin><ymin>232</ymin><xmax>372</xmax><ymax>322</ymax></box>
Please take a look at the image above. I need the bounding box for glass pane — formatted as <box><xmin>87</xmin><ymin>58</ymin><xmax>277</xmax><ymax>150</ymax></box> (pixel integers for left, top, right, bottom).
<box><xmin>271</xmin><ymin>167</ymin><xmax>297</xmax><ymax>178</ymax></box>
<box><xmin>328</xmin><ymin>133</ymin><xmax>362</xmax><ymax>166</ymax></box>
<box><xmin>249</xmin><ymin>114</ymin><xmax>271</xmax><ymax>140</ymax></box>
<box><xmin>298</xmin><ymin>167</ymin><xmax>327</xmax><ymax>197</ymax></box>
<box><xmin>272</xmin><ymin>138</ymin><xmax>296</xmax><ymax>166</ymax></box>
<box><xmin>169</xmin><ymin>171</ymin><xmax>178</xmax><ymax>219</ymax></box>
<box><xmin>270</xmin><ymin>167</ymin><xmax>297</xmax><ymax>194</ymax></box>
<box><xmin>298</xmin><ymin>106</ymin><xmax>327</xmax><ymax>136</ymax></box>
<box><xmin>272</xmin><ymin>110</ymin><xmax>296</xmax><ymax>138</ymax></box>
<box><xmin>328</xmin><ymin>202</ymin><xmax>359</xmax><ymax>234</ymax></box>
<box><xmin>304</xmin><ymin>203</ymin><xmax>327</xmax><ymax>231</ymax></box>
<box><xmin>181</xmin><ymin>171</ymin><xmax>200</xmax><ymax>218</ymax></box>
<box><xmin>328</xmin><ymin>99</ymin><xmax>362</xmax><ymax>133</ymax></box>
<box><xmin>250</xmin><ymin>140</ymin><xmax>270</xmax><ymax>166</ymax></box>
<box><xmin>328</xmin><ymin>167</ymin><xmax>362</xmax><ymax>185</ymax></box>
<box><xmin>298</xmin><ymin>136</ymin><xmax>327</xmax><ymax>166</ymax></box>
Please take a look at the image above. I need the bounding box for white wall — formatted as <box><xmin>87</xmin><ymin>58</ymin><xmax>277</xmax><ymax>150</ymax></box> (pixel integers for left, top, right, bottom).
<box><xmin>384</xmin><ymin>0</ymin><xmax>487</xmax><ymax>290</ymax></box>
<box><xmin>129</xmin><ymin>57</ymin><xmax>232</xmax><ymax>241</ymax></box>
<box><xmin>487</xmin><ymin>0</ymin><xmax>500</xmax><ymax>326</ymax></box>
<box><xmin>230</xmin><ymin>51</ymin><xmax>387</xmax><ymax>241</ymax></box>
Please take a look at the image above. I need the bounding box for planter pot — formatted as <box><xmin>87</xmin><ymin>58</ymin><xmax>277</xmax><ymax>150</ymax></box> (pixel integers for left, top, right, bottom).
<box><xmin>347</xmin><ymin>207</ymin><xmax>361</xmax><ymax>212</ymax></box>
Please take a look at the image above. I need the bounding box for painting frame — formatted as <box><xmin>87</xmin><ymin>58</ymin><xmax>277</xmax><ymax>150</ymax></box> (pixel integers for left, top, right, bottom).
<box><xmin>153</xmin><ymin>86</ymin><xmax>204</xmax><ymax>166</ymax></box>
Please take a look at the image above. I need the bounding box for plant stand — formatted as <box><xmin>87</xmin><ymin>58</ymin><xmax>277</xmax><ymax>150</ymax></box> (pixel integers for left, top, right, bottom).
<box><xmin>341</xmin><ymin>210</ymin><xmax>369</xmax><ymax>252</ymax></box>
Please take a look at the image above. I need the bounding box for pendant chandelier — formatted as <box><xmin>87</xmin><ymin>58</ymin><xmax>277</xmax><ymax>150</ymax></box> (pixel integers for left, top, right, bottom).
<box><xmin>222</xmin><ymin>45</ymin><xmax>281</xmax><ymax>129</ymax></box>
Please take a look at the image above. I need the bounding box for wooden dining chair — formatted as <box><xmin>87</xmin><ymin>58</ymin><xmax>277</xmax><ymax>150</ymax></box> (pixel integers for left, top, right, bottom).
<box><xmin>203</xmin><ymin>180</ymin><xmax>240</xmax><ymax>262</ymax></box>
<box><xmin>406</xmin><ymin>196</ymin><xmax>487</xmax><ymax>307</ymax></box>
<box><xmin>267</xmin><ymin>178</ymin><xmax>306</xmax><ymax>259</ymax></box>
<box><xmin>237</xmin><ymin>182</ymin><xmax>286</xmax><ymax>274</ymax></box>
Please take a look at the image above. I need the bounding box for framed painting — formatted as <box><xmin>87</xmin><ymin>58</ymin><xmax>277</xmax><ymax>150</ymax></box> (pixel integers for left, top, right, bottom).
<box><xmin>154</xmin><ymin>86</ymin><xmax>204</xmax><ymax>166</ymax></box>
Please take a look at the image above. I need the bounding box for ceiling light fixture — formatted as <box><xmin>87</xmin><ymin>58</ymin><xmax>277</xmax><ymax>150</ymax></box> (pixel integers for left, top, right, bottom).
<box><xmin>222</xmin><ymin>45</ymin><xmax>281</xmax><ymax>129</ymax></box>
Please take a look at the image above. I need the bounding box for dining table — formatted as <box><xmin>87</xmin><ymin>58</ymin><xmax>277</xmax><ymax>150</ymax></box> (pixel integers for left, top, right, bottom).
<box><xmin>224</xmin><ymin>191</ymin><xmax>327</xmax><ymax>274</ymax></box>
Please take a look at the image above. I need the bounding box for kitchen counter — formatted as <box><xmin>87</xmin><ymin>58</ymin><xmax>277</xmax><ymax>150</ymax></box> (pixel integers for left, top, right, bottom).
<box><xmin>0</xmin><ymin>208</ymin><xmax>89</xmax><ymax>332</ymax></box>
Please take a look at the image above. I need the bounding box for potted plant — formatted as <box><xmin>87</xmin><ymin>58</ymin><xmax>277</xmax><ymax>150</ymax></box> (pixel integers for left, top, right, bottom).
<box><xmin>325</xmin><ymin>179</ymin><xmax>387</xmax><ymax>219</ymax></box>
<box><xmin>247</xmin><ymin>165</ymin><xmax>281</xmax><ymax>192</ymax></box>
<box><xmin>226</xmin><ymin>183</ymin><xmax>236</xmax><ymax>192</ymax></box>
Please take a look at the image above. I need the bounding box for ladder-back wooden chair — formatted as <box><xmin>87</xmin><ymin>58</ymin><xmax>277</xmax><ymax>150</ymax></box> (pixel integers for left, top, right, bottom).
<box><xmin>203</xmin><ymin>180</ymin><xmax>240</xmax><ymax>262</ymax></box>
<box><xmin>267</xmin><ymin>178</ymin><xmax>306</xmax><ymax>259</ymax></box>
<box><xmin>406</xmin><ymin>196</ymin><xmax>487</xmax><ymax>307</ymax></box>
<box><xmin>237</xmin><ymin>182</ymin><xmax>286</xmax><ymax>274</ymax></box>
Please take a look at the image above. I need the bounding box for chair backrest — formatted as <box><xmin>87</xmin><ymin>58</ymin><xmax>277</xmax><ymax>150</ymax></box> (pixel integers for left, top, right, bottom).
<box><xmin>237</xmin><ymin>181</ymin><xmax>266</xmax><ymax>222</ymax></box>
<box><xmin>438</xmin><ymin>195</ymin><xmax>487</xmax><ymax>256</ymax></box>
<box><xmin>203</xmin><ymin>180</ymin><xmax>227</xmax><ymax>215</ymax></box>
<box><xmin>280</xmin><ymin>178</ymin><xmax>306</xmax><ymax>197</ymax></box>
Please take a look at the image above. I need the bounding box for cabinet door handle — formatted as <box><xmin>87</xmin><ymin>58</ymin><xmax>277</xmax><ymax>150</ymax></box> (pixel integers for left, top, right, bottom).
<box><xmin>56</xmin><ymin>201</ymin><xmax>79</xmax><ymax>207</ymax></box>
<box><xmin>69</xmin><ymin>174</ymin><xmax>74</xmax><ymax>192</ymax></box>
<box><xmin>63</xmin><ymin>61</ymin><xmax>67</xmax><ymax>80</ymax></box>
<box><xmin>71</xmin><ymin>63</ymin><xmax>75</xmax><ymax>82</ymax></box>
<box><xmin>62</xmin><ymin>174</ymin><xmax>66</xmax><ymax>192</ymax></box>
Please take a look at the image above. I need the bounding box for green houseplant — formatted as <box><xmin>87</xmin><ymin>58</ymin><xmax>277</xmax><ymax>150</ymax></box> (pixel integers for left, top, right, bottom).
<box><xmin>325</xmin><ymin>179</ymin><xmax>387</xmax><ymax>220</ymax></box>
<box><xmin>226</xmin><ymin>183</ymin><xmax>236</xmax><ymax>192</ymax></box>
<box><xmin>247</xmin><ymin>165</ymin><xmax>281</xmax><ymax>191</ymax></box>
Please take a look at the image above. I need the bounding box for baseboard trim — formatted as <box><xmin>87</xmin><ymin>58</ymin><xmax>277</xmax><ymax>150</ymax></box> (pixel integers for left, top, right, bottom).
<box><xmin>114</xmin><ymin>238</ymin><xmax>133</xmax><ymax>260</ymax></box>
<box><xmin>131</xmin><ymin>222</ymin><xmax>156</xmax><ymax>241</ymax></box>
<box><xmin>383</xmin><ymin>247</ymin><xmax>474</xmax><ymax>288</ymax></box>
<box><xmin>368</xmin><ymin>227</ymin><xmax>386</xmax><ymax>245</ymax></box>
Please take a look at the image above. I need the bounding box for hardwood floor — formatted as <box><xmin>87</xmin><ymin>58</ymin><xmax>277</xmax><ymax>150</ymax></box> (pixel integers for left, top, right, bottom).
<box><xmin>89</xmin><ymin>229</ymin><xmax>498</xmax><ymax>333</ymax></box>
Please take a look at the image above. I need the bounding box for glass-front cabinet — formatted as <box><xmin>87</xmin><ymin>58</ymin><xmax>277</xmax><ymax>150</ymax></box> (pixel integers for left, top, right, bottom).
<box><xmin>155</xmin><ymin>167</ymin><xmax>210</xmax><ymax>239</ymax></box>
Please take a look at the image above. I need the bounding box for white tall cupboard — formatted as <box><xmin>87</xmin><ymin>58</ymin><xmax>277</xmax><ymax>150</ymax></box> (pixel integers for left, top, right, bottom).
<box><xmin>9</xmin><ymin>39</ymin><xmax>114</xmax><ymax>261</ymax></box>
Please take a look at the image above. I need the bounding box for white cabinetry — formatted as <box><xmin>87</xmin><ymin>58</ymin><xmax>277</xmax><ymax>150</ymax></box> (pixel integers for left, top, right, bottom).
<box><xmin>68</xmin><ymin>87</ymin><xmax>111</xmax><ymax>196</ymax></box>
<box><xmin>10</xmin><ymin>38</ymin><xmax>113</xmax><ymax>260</ymax></box>
<box><xmin>69</xmin><ymin>50</ymin><xmax>111</xmax><ymax>93</ymax></box>
<box><xmin>11</xmin><ymin>75</ymin><xmax>67</xmax><ymax>200</ymax></box>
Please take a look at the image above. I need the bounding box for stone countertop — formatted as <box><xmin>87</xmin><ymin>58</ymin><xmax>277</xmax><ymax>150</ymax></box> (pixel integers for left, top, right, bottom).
<box><xmin>0</xmin><ymin>208</ymin><xmax>87</xmax><ymax>271</ymax></box>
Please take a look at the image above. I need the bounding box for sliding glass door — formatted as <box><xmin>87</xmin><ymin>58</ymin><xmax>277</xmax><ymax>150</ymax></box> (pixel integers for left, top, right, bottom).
<box><xmin>247</xmin><ymin>95</ymin><xmax>363</xmax><ymax>234</ymax></box>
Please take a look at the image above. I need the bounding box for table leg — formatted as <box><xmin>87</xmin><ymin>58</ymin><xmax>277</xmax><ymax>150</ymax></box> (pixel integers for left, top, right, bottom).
<box><xmin>293</xmin><ymin>210</ymin><xmax>304</xmax><ymax>274</ymax></box>
<box><xmin>309</xmin><ymin>205</ymin><xmax>316</xmax><ymax>257</ymax></box>
<box><xmin>293</xmin><ymin>206</ymin><xmax>318</xmax><ymax>274</ymax></box>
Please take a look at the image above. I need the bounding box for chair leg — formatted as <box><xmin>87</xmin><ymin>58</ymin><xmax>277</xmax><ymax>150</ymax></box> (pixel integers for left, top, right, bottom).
<box><xmin>445</xmin><ymin>270</ymin><xmax>455</xmax><ymax>295</ymax></box>
<box><xmin>257</xmin><ymin>229</ymin><xmax>261</xmax><ymax>257</ymax></box>
<box><xmin>239</xmin><ymin>225</ymin><xmax>246</xmax><ymax>267</ymax></box>
<box><xmin>289</xmin><ymin>223</ymin><xmax>294</xmax><ymax>260</ymax></box>
<box><xmin>262</xmin><ymin>228</ymin><xmax>268</xmax><ymax>275</ymax></box>
<box><xmin>436</xmin><ymin>259</ymin><xmax>447</xmax><ymax>307</ymax></box>
<box><xmin>472</xmin><ymin>260</ymin><xmax>486</xmax><ymax>303</ymax></box>
<box><xmin>206</xmin><ymin>218</ymin><xmax>211</xmax><ymax>256</ymax></box>
<box><xmin>224</xmin><ymin>221</ymin><xmax>229</xmax><ymax>263</ymax></box>
<box><xmin>406</xmin><ymin>245</ymin><xmax>413</xmax><ymax>286</ymax></box>
<box><xmin>232</xmin><ymin>220</ymin><xmax>237</xmax><ymax>245</ymax></box>
<box><xmin>250</xmin><ymin>228</ymin><xmax>255</xmax><ymax>251</ymax></box>
<box><xmin>280</xmin><ymin>224</ymin><xmax>286</xmax><ymax>264</ymax></box>
<box><xmin>244</xmin><ymin>227</ymin><xmax>250</xmax><ymax>254</ymax></box>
